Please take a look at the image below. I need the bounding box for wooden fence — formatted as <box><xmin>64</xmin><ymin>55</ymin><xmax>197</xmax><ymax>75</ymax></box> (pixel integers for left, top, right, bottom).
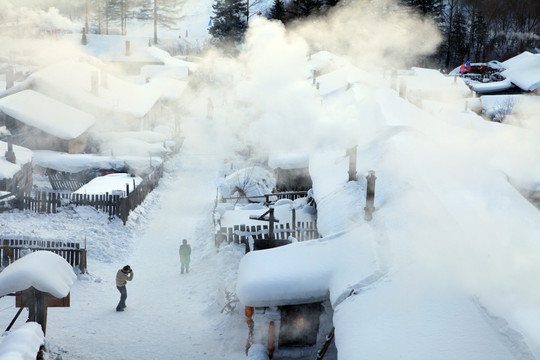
<box><xmin>221</xmin><ymin>191</ymin><xmax>309</xmax><ymax>204</ymax></box>
<box><xmin>9</xmin><ymin>163</ymin><xmax>164</xmax><ymax>225</ymax></box>
<box><xmin>0</xmin><ymin>238</ymin><xmax>87</xmax><ymax>273</ymax></box>
<box><xmin>215</xmin><ymin>221</ymin><xmax>319</xmax><ymax>248</ymax></box>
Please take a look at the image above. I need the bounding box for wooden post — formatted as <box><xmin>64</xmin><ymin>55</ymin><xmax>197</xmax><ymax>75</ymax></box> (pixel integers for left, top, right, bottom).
<box><xmin>347</xmin><ymin>146</ymin><xmax>358</xmax><ymax>181</ymax></box>
<box><xmin>125</xmin><ymin>40</ymin><xmax>131</xmax><ymax>56</ymax></box>
<box><xmin>364</xmin><ymin>171</ymin><xmax>377</xmax><ymax>221</ymax></box>
<box><xmin>5</xmin><ymin>135</ymin><xmax>16</xmax><ymax>164</ymax></box>
<box><xmin>268</xmin><ymin>208</ymin><xmax>275</xmax><ymax>242</ymax></box>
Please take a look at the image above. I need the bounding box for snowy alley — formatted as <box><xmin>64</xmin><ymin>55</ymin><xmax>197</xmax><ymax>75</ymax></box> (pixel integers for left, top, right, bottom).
<box><xmin>0</xmin><ymin>118</ymin><xmax>248</xmax><ymax>360</ymax></box>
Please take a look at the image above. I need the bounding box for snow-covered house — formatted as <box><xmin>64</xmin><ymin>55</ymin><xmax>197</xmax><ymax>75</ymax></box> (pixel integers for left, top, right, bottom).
<box><xmin>451</xmin><ymin>52</ymin><xmax>540</xmax><ymax>95</ymax></box>
<box><xmin>29</xmin><ymin>60</ymin><xmax>162</xmax><ymax>132</ymax></box>
<box><xmin>0</xmin><ymin>90</ymin><xmax>96</xmax><ymax>154</ymax></box>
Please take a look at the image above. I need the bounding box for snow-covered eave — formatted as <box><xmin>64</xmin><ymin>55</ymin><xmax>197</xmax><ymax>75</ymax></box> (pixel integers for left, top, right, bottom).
<box><xmin>0</xmin><ymin>90</ymin><xmax>96</xmax><ymax>140</ymax></box>
<box><xmin>236</xmin><ymin>226</ymin><xmax>380</xmax><ymax>308</ymax></box>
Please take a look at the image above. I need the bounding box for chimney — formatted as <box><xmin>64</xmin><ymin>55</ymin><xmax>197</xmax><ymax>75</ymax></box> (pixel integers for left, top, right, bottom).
<box><xmin>91</xmin><ymin>71</ymin><xmax>99</xmax><ymax>96</ymax></box>
<box><xmin>125</xmin><ymin>40</ymin><xmax>131</xmax><ymax>56</ymax></box>
<box><xmin>347</xmin><ymin>145</ymin><xmax>357</xmax><ymax>181</ymax></box>
<box><xmin>6</xmin><ymin>66</ymin><xmax>14</xmax><ymax>90</ymax></box>
<box><xmin>5</xmin><ymin>135</ymin><xmax>16</xmax><ymax>164</ymax></box>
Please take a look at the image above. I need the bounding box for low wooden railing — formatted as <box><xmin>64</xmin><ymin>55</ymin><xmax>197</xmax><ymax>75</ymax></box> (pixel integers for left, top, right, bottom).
<box><xmin>0</xmin><ymin>237</ymin><xmax>87</xmax><ymax>273</ymax></box>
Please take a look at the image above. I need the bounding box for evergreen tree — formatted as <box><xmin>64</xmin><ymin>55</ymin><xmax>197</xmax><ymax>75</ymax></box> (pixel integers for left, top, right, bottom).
<box><xmin>137</xmin><ymin>0</ymin><xmax>184</xmax><ymax>44</ymax></box>
<box><xmin>208</xmin><ymin>0</ymin><xmax>248</xmax><ymax>47</ymax></box>
<box><xmin>287</xmin><ymin>0</ymin><xmax>324</xmax><ymax>19</ymax></box>
<box><xmin>268</xmin><ymin>0</ymin><xmax>286</xmax><ymax>22</ymax></box>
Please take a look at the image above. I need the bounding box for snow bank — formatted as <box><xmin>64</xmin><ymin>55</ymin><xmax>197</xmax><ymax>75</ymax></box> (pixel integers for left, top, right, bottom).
<box><xmin>219</xmin><ymin>166</ymin><xmax>276</xmax><ymax>201</ymax></box>
<box><xmin>0</xmin><ymin>90</ymin><xmax>96</xmax><ymax>140</ymax></box>
<box><xmin>0</xmin><ymin>322</ymin><xmax>44</xmax><ymax>360</ymax></box>
<box><xmin>0</xmin><ymin>251</ymin><xmax>76</xmax><ymax>298</ymax></box>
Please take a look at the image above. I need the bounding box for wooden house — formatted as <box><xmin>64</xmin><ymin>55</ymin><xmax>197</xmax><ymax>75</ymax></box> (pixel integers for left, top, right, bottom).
<box><xmin>0</xmin><ymin>90</ymin><xmax>96</xmax><ymax>154</ymax></box>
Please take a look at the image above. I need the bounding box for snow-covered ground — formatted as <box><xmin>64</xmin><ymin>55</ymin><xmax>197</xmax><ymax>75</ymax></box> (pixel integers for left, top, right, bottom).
<box><xmin>0</xmin><ymin>119</ymin><xmax>249</xmax><ymax>360</ymax></box>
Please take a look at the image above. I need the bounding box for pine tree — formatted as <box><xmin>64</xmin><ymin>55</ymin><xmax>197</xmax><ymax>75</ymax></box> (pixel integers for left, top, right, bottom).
<box><xmin>268</xmin><ymin>0</ymin><xmax>286</xmax><ymax>22</ymax></box>
<box><xmin>137</xmin><ymin>0</ymin><xmax>184</xmax><ymax>44</ymax></box>
<box><xmin>287</xmin><ymin>0</ymin><xmax>324</xmax><ymax>19</ymax></box>
<box><xmin>208</xmin><ymin>0</ymin><xmax>248</xmax><ymax>47</ymax></box>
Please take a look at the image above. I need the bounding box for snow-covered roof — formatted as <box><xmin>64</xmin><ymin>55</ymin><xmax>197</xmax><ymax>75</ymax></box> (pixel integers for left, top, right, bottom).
<box><xmin>0</xmin><ymin>251</ymin><xmax>76</xmax><ymax>298</ymax></box>
<box><xmin>74</xmin><ymin>173</ymin><xmax>142</xmax><ymax>197</ymax></box>
<box><xmin>141</xmin><ymin>65</ymin><xmax>189</xmax><ymax>80</ymax></box>
<box><xmin>501</xmin><ymin>51</ymin><xmax>540</xmax><ymax>92</ymax></box>
<box><xmin>466</xmin><ymin>78</ymin><xmax>513</xmax><ymax>94</ymax></box>
<box><xmin>0</xmin><ymin>140</ymin><xmax>33</xmax><ymax>181</ymax></box>
<box><xmin>32</xmin><ymin>150</ymin><xmax>162</xmax><ymax>174</ymax></box>
<box><xmin>267</xmin><ymin>152</ymin><xmax>310</xmax><ymax>170</ymax></box>
<box><xmin>73</xmin><ymin>34</ymin><xmax>164</xmax><ymax>64</ymax></box>
<box><xmin>0</xmin><ymin>322</ymin><xmax>44</xmax><ymax>360</ymax></box>
<box><xmin>148</xmin><ymin>77</ymin><xmax>188</xmax><ymax>101</ymax></box>
<box><xmin>146</xmin><ymin>46</ymin><xmax>198</xmax><ymax>72</ymax></box>
<box><xmin>308</xmin><ymin>50</ymin><xmax>351</xmax><ymax>74</ymax></box>
<box><xmin>0</xmin><ymin>90</ymin><xmax>96</xmax><ymax>140</ymax></box>
<box><xmin>30</xmin><ymin>60</ymin><xmax>161</xmax><ymax>119</ymax></box>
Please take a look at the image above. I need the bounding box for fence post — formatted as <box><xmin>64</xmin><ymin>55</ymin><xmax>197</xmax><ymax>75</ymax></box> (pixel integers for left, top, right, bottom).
<box><xmin>364</xmin><ymin>171</ymin><xmax>377</xmax><ymax>221</ymax></box>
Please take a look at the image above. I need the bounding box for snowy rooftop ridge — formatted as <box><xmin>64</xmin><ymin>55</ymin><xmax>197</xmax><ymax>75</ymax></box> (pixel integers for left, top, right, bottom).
<box><xmin>0</xmin><ymin>90</ymin><xmax>96</xmax><ymax>140</ymax></box>
<box><xmin>30</xmin><ymin>60</ymin><xmax>161</xmax><ymax>119</ymax></box>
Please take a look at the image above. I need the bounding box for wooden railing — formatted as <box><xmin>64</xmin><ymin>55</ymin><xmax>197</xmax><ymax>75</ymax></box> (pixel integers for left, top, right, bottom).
<box><xmin>0</xmin><ymin>237</ymin><xmax>87</xmax><ymax>273</ymax></box>
<box><xmin>221</xmin><ymin>191</ymin><xmax>309</xmax><ymax>204</ymax></box>
<box><xmin>7</xmin><ymin>163</ymin><xmax>164</xmax><ymax>225</ymax></box>
<box><xmin>215</xmin><ymin>221</ymin><xmax>319</xmax><ymax>248</ymax></box>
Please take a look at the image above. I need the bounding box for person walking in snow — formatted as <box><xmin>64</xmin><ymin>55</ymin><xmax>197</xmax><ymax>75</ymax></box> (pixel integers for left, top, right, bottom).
<box><xmin>179</xmin><ymin>239</ymin><xmax>191</xmax><ymax>274</ymax></box>
<box><xmin>116</xmin><ymin>265</ymin><xmax>133</xmax><ymax>311</ymax></box>
<box><xmin>459</xmin><ymin>63</ymin><xmax>466</xmax><ymax>75</ymax></box>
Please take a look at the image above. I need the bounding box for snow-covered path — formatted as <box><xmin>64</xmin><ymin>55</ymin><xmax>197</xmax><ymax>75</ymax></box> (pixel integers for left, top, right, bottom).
<box><xmin>43</xmin><ymin>121</ymin><xmax>247</xmax><ymax>359</ymax></box>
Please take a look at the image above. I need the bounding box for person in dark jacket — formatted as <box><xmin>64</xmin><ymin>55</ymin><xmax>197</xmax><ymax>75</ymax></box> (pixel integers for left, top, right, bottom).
<box><xmin>179</xmin><ymin>239</ymin><xmax>191</xmax><ymax>274</ymax></box>
<box><xmin>116</xmin><ymin>265</ymin><xmax>133</xmax><ymax>311</ymax></box>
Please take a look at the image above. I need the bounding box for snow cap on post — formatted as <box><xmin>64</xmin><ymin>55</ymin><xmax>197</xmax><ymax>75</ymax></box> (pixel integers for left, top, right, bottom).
<box><xmin>0</xmin><ymin>251</ymin><xmax>77</xmax><ymax>298</ymax></box>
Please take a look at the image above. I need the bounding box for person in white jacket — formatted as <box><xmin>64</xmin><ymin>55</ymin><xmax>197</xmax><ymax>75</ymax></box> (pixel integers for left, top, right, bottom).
<box><xmin>116</xmin><ymin>265</ymin><xmax>133</xmax><ymax>311</ymax></box>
